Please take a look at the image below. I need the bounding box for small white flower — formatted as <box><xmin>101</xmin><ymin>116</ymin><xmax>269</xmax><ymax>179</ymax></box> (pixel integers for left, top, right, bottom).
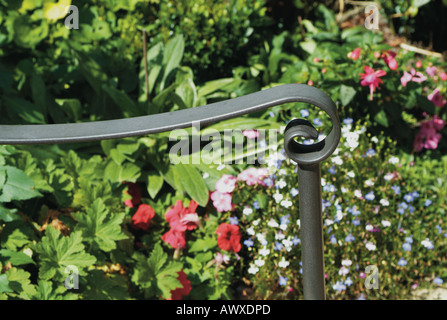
<box><xmin>421</xmin><ymin>238</ymin><xmax>434</xmax><ymax>249</ymax></box>
<box><xmin>259</xmin><ymin>247</ymin><xmax>270</xmax><ymax>256</ymax></box>
<box><xmin>243</xmin><ymin>207</ymin><xmax>253</xmax><ymax>215</ymax></box>
<box><xmin>364</xmin><ymin>179</ymin><xmax>374</xmax><ymax>187</ymax></box>
<box><xmin>246</xmin><ymin>227</ymin><xmax>255</xmax><ymax>236</ymax></box>
<box><xmin>381</xmin><ymin>220</ymin><xmax>391</xmax><ymax>227</ymax></box>
<box><xmin>384</xmin><ymin>172</ymin><xmax>394</xmax><ymax>181</ymax></box>
<box><xmin>275</xmin><ymin>232</ymin><xmax>285</xmax><ymax>240</ymax></box>
<box><xmin>336</xmin><ymin>211</ymin><xmax>344</xmax><ymax>221</ymax></box>
<box><xmin>280</xmin><ymin>199</ymin><xmax>293</xmax><ymax>208</ymax></box>
<box><xmin>282</xmin><ymin>238</ymin><xmax>293</xmax><ymax>249</ymax></box>
<box><xmin>290</xmin><ymin>188</ymin><xmax>299</xmax><ymax>197</ymax></box>
<box><xmin>273</xmin><ymin>192</ymin><xmax>283</xmax><ymax>203</ymax></box>
<box><xmin>365</xmin><ymin>242</ymin><xmax>376</xmax><ymax>251</ymax></box>
<box><xmin>338</xmin><ymin>266</ymin><xmax>350</xmax><ymax>276</ymax></box>
<box><xmin>341</xmin><ymin>186</ymin><xmax>348</xmax><ymax>193</ymax></box>
<box><xmin>325</xmin><ymin>219</ymin><xmax>334</xmax><ymax>226</ymax></box>
<box><xmin>256</xmin><ymin>233</ymin><xmax>267</xmax><ymax>245</ymax></box>
<box><xmin>332</xmin><ymin>156</ymin><xmax>343</xmax><ymax>166</ymax></box>
<box><xmin>216</xmin><ymin>164</ymin><xmax>226</xmax><ymax>171</ymax></box>
<box><xmin>380</xmin><ymin>199</ymin><xmax>390</xmax><ymax>206</ymax></box>
<box><xmin>389</xmin><ymin>156</ymin><xmax>399</xmax><ymax>164</ymax></box>
<box><xmin>342</xmin><ymin>259</ymin><xmax>352</xmax><ymax>267</ymax></box>
<box><xmin>254</xmin><ymin>259</ymin><xmax>265</xmax><ymax>267</ymax></box>
<box><xmin>253</xmin><ymin>219</ymin><xmax>260</xmax><ymax>226</ymax></box>
<box><xmin>278</xmin><ymin>169</ymin><xmax>287</xmax><ymax>176</ymax></box>
<box><xmin>279</xmin><ymin>224</ymin><xmax>288</xmax><ymax>231</ymax></box>
<box><xmin>345</xmin><ymin>132</ymin><xmax>360</xmax><ymax>151</ymax></box>
<box><xmin>267</xmin><ymin>219</ymin><xmax>279</xmax><ymax>228</ymax></box>
<box><xmin>296</xmin><ymin>219</ymin><xmax>301</xmax><ymax>227</ymax></box>
<box><xmin>366</xmin><ymin>224</ymin><xmax>374</xmax><ymax>232</ymax></box>
<box><xmin>371</xmin><ymin>136</ymin><xmax>379</xmax><ymax>144</ymax></box>
<box><xmin>248</xmin><ymin>264</ymin><xmax>259</xmax><ymax>274</ymax></box>
<box><xmin>278</xmin><ymin>257</ymin><xmax>290</xmax><ymax>268</ymax></box>
<box><xmin>276</xmin><ymin>179</ymin><xmax>287</xmax><ymax>189</ymax></box>
<box><xmin>354</xmin><ymin>189</ymin><xmax>362</xmax><ymax>198</ymax></box>
<box><xmin>202</xmin><ymin>172</ymin><xmax>209</xmax><ymax>179</ymax></box>
<box><xmin>347</xmin><ymin>171</ymin><xmax>355</xmax><ymax>178</ymax></box>
<box><xmin>321</xmin><ymin>178</ymin><xmax>326</xmax><ymax>186</ymax></box>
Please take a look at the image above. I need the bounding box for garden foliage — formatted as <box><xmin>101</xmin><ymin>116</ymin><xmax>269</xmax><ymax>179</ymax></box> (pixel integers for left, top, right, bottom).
<box><xmin>0</xmin><ymin>0</ymin><xmax>446</xmax><ymax>300</ymax></box>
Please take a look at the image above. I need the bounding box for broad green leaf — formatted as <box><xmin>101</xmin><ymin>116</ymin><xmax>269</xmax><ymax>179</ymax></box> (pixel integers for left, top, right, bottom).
<box><xmin>0</xmin><ymin>249</ymin><xmax>35</xmax><ymax>266</ymax></box>
<box><xmin>0</xmin><ymin>274</ymin><xmax>12</xmax><ymax>294</ymax></box>
<box><xmin>13</xmin><ymin>15</ymin><xmax>49</xmax><ymax>49</ymax></box>
<box><xmin>340</xmin><ymin>85</ymin><xmax>357</xmax><ymax>106</ymax></box>
<box><xmin>160</xmin><ymin>34</ymin><xmax>185</xmax><ymax>91</ymax></box>
<box><xmin>189</xmin><ymin>237</ymin><xmax>217</xmax><ymax>253</ymax></box>
<box><xmin>0</xmin><ymin>166</ymin><xmax>42</xmax><ymax>202</ymax></box>
<box><xmin>73</xmin><ymin>198</ymin><xmax>127</xmax><ymax>252</ymax></box>
<box><xmin>197</xmin><ymin>78</ymin><xmax>235</xmax><ymax>98</ymax></box>
<box><xmin>34</xmin><ymin>226</ymin><xmax>96</xmax><ymax>281</ymax></box>
<box><xmin>147</xmin><ymin>244</ymin><xmax>167</xmax><ymax>275</ymax></box>
<box><xmin>104</xmin><ymin>161</ymin><xmax>141</xmax><ymax>183</ymax></box>
<box><xmin>175</xmin><ymin>163</ymin><xmax>209</xmax><ymax>207</ymax></box>
<box><xmin>3</xmin><ymin>96</ymin><xmax>45</xmax><ymax>124</ymax></box>
<box><xmin>146</xmin><ymin>171</ymin><xmax>164</xmax><ymax>199</ymax></box>
<box><xmin>4</xmin><ymin>267</ymin><xmax>37</xmax><ymax>299</ymax></box>
<box><xmin>374</xmin><ymin>110</ymin><xmax>389</xmax><ymax>128</ymax></box>
<box><xmin>103</xmin><ymin>84</ymin><xmax>140</xmax><ymax>118</ymax></box>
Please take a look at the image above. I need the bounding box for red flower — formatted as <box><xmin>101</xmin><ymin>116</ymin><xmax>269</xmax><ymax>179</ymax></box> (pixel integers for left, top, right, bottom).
<box><xmin>382</xmin><ymin>51</ymin><xmax>398</xmax><ymax>70</ymax></box>
<box><xmin>359</xmin><ymin>65</ymin><xmax>386</xmax><ymax>101</ymax></box>
<box><xmin>216</xmin><ymin>223</ymin><xmax>241</xmax><ymax>253</ymax></box>
<box><xmin>123</xmin><ymin>182</ymin><xmax>141</xmax><ymax>208</ymax></box>
<box><xmin>161</xmin><ymin>228</ymin><xmax>186</xmax><ymax>249</ymax></box>
<box><xmin>131</xmin><ymin>204</ymin><xmax>155</xmax><ymax>231</ymax></box>
<box><xmin>347</xmin><ymin>47</ymin><xmax>361</xmax><ymax>60</ymax></box>
<box><xmin>167</xmin><ymin>270</ymin><xmax>191</xmax><ymax>300</ymax></box>
<box><xmin>165</xmin><ymin>200</ymin><xmax>200</xmax><ymax>231</ymax></box>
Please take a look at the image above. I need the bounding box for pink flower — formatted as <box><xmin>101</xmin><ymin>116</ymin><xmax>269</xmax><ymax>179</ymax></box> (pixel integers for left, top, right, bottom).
<box><xmin>440</xmin><ymin>72</ymin><xmax>447</xmax><ymax>81</ymax></box>
<box><xmin>400</xmin><ymin>68</ymin><xmax>427</xmax><ymax>87</ymax></box>
<box><xmin>237</xmin><ymin>167</ymin><xmax>268</xmax><ymax>186</ymax></box>
<box><xmin>415</xmin><ymin>60</ymin><xmax>423</xmax><ymax>68</ymax></box>
<box><xmin>165</xmin><ymin>199</ymin><xmax>200</xmax><ymax>231</ymax></box>
<box><xmin>428</xmin><ymin>88</ymin><xmax>447</xmax><ymax>108</ymax></box>
<box><xmin>215</xmin><ymin>174</ymin><xmax>237</xmax><ymax>193</ymax></box>
<box><xmin>382</xmin><ymin>51</ymin><xmax>398</xmax><ymax>70</ymax></box>
<box><xmin>347</xmin><ymin>47</ymin><xmax>361</xmax><ymax>60</ymax></box>
<box><xmin>210</xmin><ymin>191</ymin><xmax>233</xmax><ymax>212</ymax></box>
<box><xmin>162</xmin><ymin>228</ymin><xmax>187</xmax><ymax>249</ymax></box>
<box><xmin>426</xmin><ymin>66</ymin><xmax>437</xmax><ymax>78</ymax></box>
<box><xmin>359</xmin><ymin>66</ymin><xmax>386</xmax><ymax>101</ymax></box>
<box><xmin>413</xmin><ymin>116</ymin><xmax>445</xmax><ymax>152</ymax></box>
<box><xmin>242</xmin><ymin>129</ymin><xmax>259</xmax><ymax>139</ymax></box>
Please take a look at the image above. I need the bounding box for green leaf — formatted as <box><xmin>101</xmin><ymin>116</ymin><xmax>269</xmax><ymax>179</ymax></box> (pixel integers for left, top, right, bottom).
<box><xmin>0</xmin><ymin>274</ymin><xmax>13</xmax><ymax>294</ymax></box>
<box><xmin>3</xmin><ymin>96</ymin><xmax>45</xmax><ymax>124</ymax></box>
<box><xmin>146</xmin><ymin>171</ymin><xmax>164</xmax><ymax>199</ymax></box>
<box><xmin>175</xmin><ymin>163</ymin><xmax>209</xmax><ymax>207</ymax></box>
<box><xmin>147</xmin><ymin>244</ymin><xmax>168</xmax><ymax>275</ymax></box>
<box><xmin>160</xmin><ymin>34</ymin><xmax>185</xmax><ymax>91</ymax></box>
<box><xmin>189</xmin><ymin>237</ymin><xmax>217</xmax><ymax>253</ymax></box>
<box><xmin>340</xmin><ymin>85</ymin><xmax>357</xmax><ymax>106</ymax></box>
<box><xmin>0</xmin><ymin>249</ymin><xmax>35</xmax><ymax>266</ymax></box>
<box><xmin>0</xmin><ymin>166</ymin><xmax>42</xmax><ymax>202</ymax></box>
<box><xmin>374</xmin><ymin>110</ymin><xmax>389</xmax><ymax>128</ymax></box>
<box><xmin>4</xmin><ymin>267</ymin><xmax>37</xmax><ymax>299</ymax></box>
<box><xmin>13</xmin><ymin>15</ymin><xmax>49</xmax><ymax>49</ymax></box>
<box><xmin>102</xmin><ymin>84</ymin><xmax>141</xmax><ymax>118</ymax></box>
<box><xmin>34</xmin><ymin>226</ymin><xmax>97</xmax><ymax>281</ymax></box>
<box><xmin>73</xmin><ymin>198</ymin><xmax>127</xmax><ymax>252</ymax></box>
<box><xmin>104</xmin><ymin>161</ymin><xmax>141</xmax><ymax>183</ymax></box>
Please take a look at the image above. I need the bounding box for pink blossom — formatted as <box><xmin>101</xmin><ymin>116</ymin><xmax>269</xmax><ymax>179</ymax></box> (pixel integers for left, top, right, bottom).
<box><xmin>242</xmin><ymin>129</ymin><xmax>259</xmax><ymax>139</ymax></box>
<box><xmin>426</xmin><ymin>66</ymin><xmax>437</xmax><ymax>77</ymax></box>
<box><xmin>400</xmin><ymin>68</ymin><xmax>427</xmax><ymax>87</ymax></box>
<box><xmin>237</xmin><ymin>167</ymin><xmax>268</xmax><ymax>186</ymax></box>
<box><xmin>382</xmin><ymin>51</ymin><xmax>398</xmax><ymax>70</ymax></box>
<box><xmin>215</xmin><ymin>174</ymin><xmax>237</xmax><ymax>193</ymax></box>
<box><xmin>359</xmin><ymin>66</ymin><xmax>387</xmax><ymax>101</ymax></box>
<box><xmin>440</xmin><ymin>72</ymin><xmax>447</xmax><ymax>81</ymax></box>
<box><xmin>413</xmin><ymin>116</ymin><xmax>445</xmax><ymax>152</ymax></box>
<box><xmin>347</xmin><ymin>47</ymin><xmax>361</xmax><ymax>60</ymax></box>
<box><xmin>428</xmin><ymin>88</ymin><xmax>446</xmax><ymax>108</ymax></box>
<box><xmin>210</xmin><ymin>191</ymin><xmax>233</xmax><ymax>212</ymax></box>
<box><xmin>415</xmin><ymin>60</ymin><xmax>423</xmax><ymax>68</ymax></box>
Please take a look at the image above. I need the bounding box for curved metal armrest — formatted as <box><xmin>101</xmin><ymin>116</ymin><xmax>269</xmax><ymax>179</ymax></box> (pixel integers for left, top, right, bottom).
<box><xmin>0</xmin><ymin>84</ymin><xmax>340</xmax><ymax>165</ymax></box>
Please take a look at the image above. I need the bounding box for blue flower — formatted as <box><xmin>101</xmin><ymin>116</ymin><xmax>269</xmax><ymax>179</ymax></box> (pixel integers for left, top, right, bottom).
<box><xmin>323</xmin><ymin>184</ymin><xmax>336</xmax><ymax>192</ymax></box>
<box><xmin>279</xmin><ymin>276</ymin><xmax>288</xmax><ymax>286</ymax></box>
<box><xmin>408</xmin><ymin>205</ymin><xmax>415</xmax><ymax>214</ymax></box>
<box><xmin>263</xmin><ymin>177</ymin><xmax>274</xmax><ymax>187</ymax></box>
<box><xmin>402</xmin><ymin>243</ymin><xmax>412</xmax><ymax>251</ymax></box>
<box><xmin>433</xmin><ymin>277</ymin><xmax>444</xmax><ymax>285</ymax></box>
<box><xmin>328</xmin><ymin>166</ymin><xmax>337</xmax><ymax>174</ymax></box>
<box><xmin>351</xmin><ymin>206</ymin><xmax>361</xmax><ymax>216</ymax></box>
<box><xmin>330</xmin><ymin>235</ymin><xmax>337</xmax><ymax>244</ymax></box>
<box><xmin>292</xmin><ymin>236</ymin><xmax>301</xmax><ymax>245</ymax></box>
<box><xmin>253</xmin><ymin>201</ymin><xmax>260</xmax><ymax>209</ymax></box>
<box><xmin>391</xmin><ymin>185</ymin><xmax>401</xmax><ymax>195</ymax></box>
<box><xmin>280</xmin><ymin>214</ymin><xmax>290</xmax><ymax>225</ymax></box>
<box><xmin>343</xmin><ymin>118</ymin><xmax>353</xmax><ymax>125</ymax></box>
<box><xmin>405</xmin><ymin>236</ymin><xmax>413</xmax><ymax>244</ymax></box>
<box><xmin>345</xmin><ymin>233</ymin><xmax>355</xmax><ymax>242</ymax></box>
<box><xmin>352</xmin><ymin>218</ymin><xmax>361</xmax><ymax>226</ymax></box>
<box><xmin>244</xmin><ymin>239</ymin><xmax>254</xmax><ymax>247</ymax></box>
<box><xmin>274</xmin><ymin>242</ymin><xmax>283</xmax><ymax>251</ymax></box>
<box><xmin>365</xmin><ymin>191</ymin><xmax>375</xmax><ymax>201</ymax></box>
<box><xmin>366</xmin><ymin>148</ymin><xmax>376</xmax><ymax>157</ymax></box>
<box><xmin>436</xmin><ymin>225</ymin><xmax>442</xmax><ymax>234</ymax></box>
<box><xmin>411</xmin><ymin>191</ymin><xmax>419</xmax><ymax>198</ymax></box>
<box><xmin>229</xmin><ymin>216</ymin><xmax>239</xmax><ymax>225</ymax></box>
<box><xmin>300</xmin><ymin>109</ymin><xmax>310</xmax><ymax>118</ymax></box>
<box><xmin>424</xmin><ymin>199</ymin><xmax>433</xmax><ymax>207</ymax></box>
<box><xmin>398</xmin><ymin>258</ymin><xmax>407</xmax><ymax>266</ymax></box>
<box><xmin>332</xmin><ymin>281</ymin><xmax>346</xmax><ymax>292</ymax></box>
<box><xmin>403</xmin><ymin>193</ymin><xmax>414</xmax><ymax>203</ymax></box>
<box><xmin>345</xmin><ymin>277</ymin><xmax>353</xmax><ymax>286</ymax></box>
<box><xmin>357</xmin><ymin>294</ymin><xmax>366</xmax><ymax>300</ymax></box>
<box><xmin>313</xmin><ymin>118</ymin><xmax>323</xmax><ymax>127</ymax></box>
